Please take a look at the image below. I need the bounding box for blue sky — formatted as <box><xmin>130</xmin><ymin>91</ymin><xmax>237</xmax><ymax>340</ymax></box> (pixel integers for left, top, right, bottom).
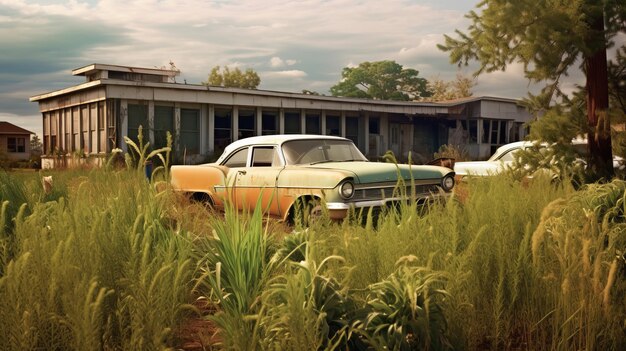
<box><xmin>0</xmin><ymin>0</ymin><xmax>588</xmax><ymax>136</ymax></box>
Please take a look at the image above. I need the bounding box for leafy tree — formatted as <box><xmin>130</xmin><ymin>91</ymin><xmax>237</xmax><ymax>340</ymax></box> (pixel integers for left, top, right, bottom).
<box><xmin>29</xmin><ymin>135</ymin><xmax>43</xmax><ymax>168</ymax></box>
<box><xmin>424</xmin><ymin>73</ymin><xmax>476</xmax><ymax>101</ymax></box>
<box><xmin>329</xmin><ymin>60</ymin><xmax>430</xmax><ymax>101</ymax></box>
<box><xmin>204</xmin><ymin>65</ymin><xmax>261</xmax><ymax>89</ymax></box>
<box><xmin>438</xmin><ymin>0</ymin><xmax>626</xmax><ymax>178</ymax></box>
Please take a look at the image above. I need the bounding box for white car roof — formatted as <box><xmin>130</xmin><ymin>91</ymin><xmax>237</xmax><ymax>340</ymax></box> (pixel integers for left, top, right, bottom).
<box><xmin>218</xmin><ymin>134</ymin><xmax>350</xmax><ymax>162</ymax></box>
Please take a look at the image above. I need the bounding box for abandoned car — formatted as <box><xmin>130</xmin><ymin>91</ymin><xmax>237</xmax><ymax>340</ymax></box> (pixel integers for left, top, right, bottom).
<box><xmin>170</xmin><ymin>135</ymin><xmax>455</xmax><ymax>221</ymax></box>
<box><xmin>454</xmin><ymin>139</ymin><xmax>625</xmax><ymax>179</ymax></box>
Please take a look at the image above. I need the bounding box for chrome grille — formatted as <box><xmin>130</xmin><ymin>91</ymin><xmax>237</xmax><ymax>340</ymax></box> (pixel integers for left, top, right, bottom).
<box><xmin>352</xmin><ymin>183</ymin><xmax>440</xmax><ymax>201</ymax></box>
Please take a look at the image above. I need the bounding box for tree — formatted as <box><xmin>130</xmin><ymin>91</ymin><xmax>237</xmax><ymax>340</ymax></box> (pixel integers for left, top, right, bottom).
<box><xmin>204</xmin><ymin>65</ymin><xmax>261</xmax><ymax>89</ymax></box>
<box><xmin>329</xmin><ymin>60</ymin><xmax>430</xmax><ymax>101</ymax></box>
<box><xmin>423</xmin><ymin>73</ymin><xmax>476</xmax><ymax>101</ymax></box>
<box><xmin>438</xmin><ymin>0</ymin><xmax>626</xmax><ymax>178</ymax></box>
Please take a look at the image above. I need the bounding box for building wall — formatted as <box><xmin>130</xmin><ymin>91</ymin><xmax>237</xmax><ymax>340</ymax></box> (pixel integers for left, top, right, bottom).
<box><xmin>34</xmin><ymin>81</ymin><xmax>533</xmax><ymax>166</ymax></box>
<box><xmin>0</xmin><ymin>134</ymin><xmax>31</xmax><ymax>161</ymax></box>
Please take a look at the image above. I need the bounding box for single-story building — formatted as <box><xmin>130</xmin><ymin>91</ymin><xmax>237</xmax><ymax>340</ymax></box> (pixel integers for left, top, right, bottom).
<box><xmin>30</xmin><ymin>63</ymin><xmax>533</xmax><ymax>169</ymax></box>
<box><xmin>0</xmin><ymin>121</ymin><xmax>34</xmax><ymax>161</ymax></box>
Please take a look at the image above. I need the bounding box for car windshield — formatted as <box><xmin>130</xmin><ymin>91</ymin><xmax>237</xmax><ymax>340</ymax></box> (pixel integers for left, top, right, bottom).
<box><xmin>282</xmin><ymin>139</ymin><xmax>367</xmax><ymax>165</ymax></box>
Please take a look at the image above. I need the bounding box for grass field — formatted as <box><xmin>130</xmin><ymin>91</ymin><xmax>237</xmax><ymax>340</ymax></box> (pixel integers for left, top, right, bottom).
<box><xmin>1</xmin><ymin>167</ymin><xmax>625</xmax><ymax>350</ymax></box>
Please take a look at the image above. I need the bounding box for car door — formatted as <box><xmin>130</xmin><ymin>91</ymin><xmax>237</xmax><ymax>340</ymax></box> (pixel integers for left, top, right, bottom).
<box><xmin>232</xmin><ymin>146</ymin><xmax>283</xmax><ymax>216</ymax></box>
<box><xmin>219</xmin><ymin>146</ymin><xmax>249</xmax><ymax>207</ymax></box>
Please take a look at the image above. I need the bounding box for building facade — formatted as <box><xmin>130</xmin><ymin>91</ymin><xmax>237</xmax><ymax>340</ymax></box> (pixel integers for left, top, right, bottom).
<box><xmin>30</xmin><ymin>64</ymin><xmax>533</xmax><ymax>168</ymax></box>
<box><xmin>0</xmin><ymin>121</ymin><xmax>34</xmax><ymax>162</ymax></box>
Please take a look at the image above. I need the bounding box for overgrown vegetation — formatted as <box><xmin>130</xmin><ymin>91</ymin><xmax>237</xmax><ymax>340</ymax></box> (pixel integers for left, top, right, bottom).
<box><xmin>1</xmin><ymin>161</ymin><xmax>626</xmax><ymax>349</ymax></box>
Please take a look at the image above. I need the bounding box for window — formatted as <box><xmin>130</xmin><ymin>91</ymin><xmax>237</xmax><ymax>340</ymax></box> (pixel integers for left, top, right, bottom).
<box><xmin>7</xmin><ymin>137</ymin><xmax>26</xmax><ymax>153</ymax></box>
<box><xmin>498</xmin><ymin>148</ymin><xmax>520</xmax><ymax>162</ymax></box>
<box><xmin>346</xmin><ymin>117</ymin><xmax>359</xmax><ymax>146</ymax></box>
<box><xmin>284</xmin><ymin>111</ymin><xmax>301</xmax><ymax>134</ymax></box>
<box><xmin>215</xmin><ymin>107</ymin><xmax>232</xmax><ymax>150</ymax></box>
<box><xmin>262</xmin><ymin>111</ymin><xmax>278</xmax><ymax>135</ymax></box>
<box><xmin>251</xmin><ymin>147</ymin><xmax>281</xmax><ymax>167</ymax></box>
<box><xmin>181</xmin><ymin>109</ymin><xmax>200</xmax><ymax>154</ymax></box>
<box><xmin>305</xmin><ymin>113</ymin><xmax>320</xmax><ymax>134</ymax></box>
<box><xmin>223</xmin><ymin>147</ymin><xmax>248</xmax><ymax>168</ymax></box>
<box><xmin>369</xmin><ymin>117</ymin><xmax>380</xmax><ymax>134</ymax></box>
<box><xmin>326</xmin><ymin>115</ymin><xmax>340</xmax><ymax>136</ymax></box>
<box><xmin>127</xmin><ymin>104</ymin><xmax>148</xmax><ymax>144</ymax></box>
<box><xmin>239</xmin><ymin>109</ymin><xmax>255</xmax><ymax>139</ymax></box>
<box><xmin>154</xmin><ymin>106</ymin><xmax>174</xmax><ymax>149</ymax></box>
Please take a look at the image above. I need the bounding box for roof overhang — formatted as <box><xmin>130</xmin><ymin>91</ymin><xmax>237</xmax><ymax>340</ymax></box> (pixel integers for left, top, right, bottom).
<box><xmin>72</xmin><ymin>63</ymin><xmax>179</xmax><ymax>78</ymax></box>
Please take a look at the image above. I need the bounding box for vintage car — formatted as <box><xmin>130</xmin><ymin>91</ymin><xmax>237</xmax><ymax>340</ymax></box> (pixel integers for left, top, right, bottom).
<box><xmin>454</xmin><ymin>139</ymin><xmax>625</xmax><ymax>178</ymax></box>
<box><xmin>170</xmin><ymin>135</ymin><xmax>455</xmax><ymax>222</ymax></box>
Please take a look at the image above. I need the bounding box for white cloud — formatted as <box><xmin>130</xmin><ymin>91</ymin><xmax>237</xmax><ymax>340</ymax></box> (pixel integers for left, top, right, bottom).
<box><xmin>2</xmin><ymin>0</ymin><xmax>558</xmax><ymax>119</ymax></box>
<box><xmin>270</xmin><ymin>56</ymin><xmax>297</xmax><ymax>67</ymax></box>
<box><xmin>263</xmin><ymin>70</ymin><xmax>308</xmax><ymax>78</ymax></box>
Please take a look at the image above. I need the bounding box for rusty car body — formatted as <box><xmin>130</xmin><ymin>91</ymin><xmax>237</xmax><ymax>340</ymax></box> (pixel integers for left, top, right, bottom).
<box><xmin>170</xmin><ymin>135</ymin><xmax>455</xmax><ymax>221</ymax></box>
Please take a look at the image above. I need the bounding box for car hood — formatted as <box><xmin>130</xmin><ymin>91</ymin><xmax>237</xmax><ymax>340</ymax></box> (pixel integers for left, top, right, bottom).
<box><xmin>454</xmin><ymin>161</ymin><xmax>504</xmax><ymax>176</ymax></box>
<box><xmin>305</xmin><ymin>161</ymin><xmax>451</xmax><ymax>183</ymax></box>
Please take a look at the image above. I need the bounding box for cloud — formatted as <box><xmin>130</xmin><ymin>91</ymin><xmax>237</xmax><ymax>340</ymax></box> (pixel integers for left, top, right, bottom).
<box><xmin>263</xmin><ymin>70</ymin><xmax>308</xmax><ymax>78</ymax></box>
<box><xmin>2</xmin><ymin>0</ymin><xmax>575</xmax><ymax>121</ymax></box>
<box><xmin>270</xmin><ymin>56</ymin><xmax>297</xmax><ymax>68</ymax></box>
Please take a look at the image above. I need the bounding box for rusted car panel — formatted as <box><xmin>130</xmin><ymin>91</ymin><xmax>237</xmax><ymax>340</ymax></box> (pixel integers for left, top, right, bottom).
<box><xmin>170</xmin><ymin>135</ymin><xmax>455</xmax><ymax>221</ymax></box>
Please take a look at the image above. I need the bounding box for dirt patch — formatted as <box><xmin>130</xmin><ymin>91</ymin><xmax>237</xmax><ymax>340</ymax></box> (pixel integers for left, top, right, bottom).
<box><xmin>176</xmin><ymin>299</ymin><xmax>220</xmax><ymax>350</ymax></box>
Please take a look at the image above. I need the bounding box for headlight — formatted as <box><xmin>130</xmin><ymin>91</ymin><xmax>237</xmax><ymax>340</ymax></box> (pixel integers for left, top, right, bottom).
<box><xmin>441</xmin><ymin>175</ymin><xmax>455</xmax><ymax>192</ymax></box>
<box><xmin>339</xmin><ymin>181</ymin><xmax>355</xmax><ymax>199</ymax></box>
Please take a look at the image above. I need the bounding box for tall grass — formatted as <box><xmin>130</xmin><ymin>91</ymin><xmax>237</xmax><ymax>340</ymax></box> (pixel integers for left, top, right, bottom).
<box><xmin>2</xmin><ymin>163</ymin><xmax>626</xmax><ymax>350</ymax></box>
<box><xmin>193</xmin><ymin>202</ymin><xmax>275</xmax><ymax>350</ymax></box>
<box><xmin>0</xmin><ymin>169</ymin><xmax>195</xmax><ymax>350</ymax></box>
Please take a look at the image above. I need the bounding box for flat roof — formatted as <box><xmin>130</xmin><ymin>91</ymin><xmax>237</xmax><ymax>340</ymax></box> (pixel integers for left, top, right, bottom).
<box><xmin>72</xmin><ymin>63</ymin><xmax>180</xmax><ymax>77</ymax></box>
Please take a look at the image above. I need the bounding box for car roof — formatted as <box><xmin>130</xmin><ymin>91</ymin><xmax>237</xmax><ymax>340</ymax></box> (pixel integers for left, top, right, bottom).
<box><xmin>220</xmin><ymin>134</ymin><xmax>350</xmax><ymax>158</ymax></box>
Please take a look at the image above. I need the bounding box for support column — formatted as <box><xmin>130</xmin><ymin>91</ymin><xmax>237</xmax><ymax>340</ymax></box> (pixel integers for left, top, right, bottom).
<box><xmin>232</xmin><ymin>106</ymin><xmax>239</xmax><ymax>141</ymax></box>
<box><xmin>207</xmin><ymin>104</ymin><xmax>215</xmax><ymax>154</ymax></box>
<box><xmin>340</xmin><ymin>111</ymin><xmax>346</xmax><ymax>137</ymax></box>
<box><xmin>174</xmin><ymin>103</ymin><xmax>181</xmax><ymax>154</ymax></box>
<box><xmin>321</xmin><ymin>110</ymin><xmax>327</xmax><ymax>135</ymax></box>
<box><xmin>256</xmin><ymin>107</ymin><xmax>263</xmax><ymax>136</ymax></box>
<box><xmin>279</xmin><ymin>109</ymin><xmax>285</xmax><ymax>134</ymax></box>
<box><xmin>95</xmin><ymin>106</ymin><xmax>100</xmax><ymax>153</ymax></box>
<box><xmin>300</xmin><ymin>109</ymin><xmax>306</xmax><ymax>134</ymax></box>
<box><xmin>380</xmin><ymin>113</ymin><xmax>389</xmax><ymax>152</ymax></box>
<box><xmin>363</xmin><ymin>112</ymin><xmax>370</xmax><ymax>155</ymax></box>
<box><xmin>120</xmin><ymin>99</ymin><xmax>128</xmax><ymax>152</ymax></box>
<box><xmin>148</xmin><ymin>101</ymin><xmax>155</xmax><ymax>146</ymax></box>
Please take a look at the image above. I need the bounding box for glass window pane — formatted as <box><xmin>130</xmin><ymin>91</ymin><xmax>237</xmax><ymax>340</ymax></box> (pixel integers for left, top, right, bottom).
<box><xmin>154</xmin><ymin>106</ymin><xmax>174</xmax><ymax>149</ymax></box>
<box><xmin>262</xmin><ymin>111</ymin><xmax>277</xmax><ymax>135</ymax></box>
<box><xmin>306</xmin><ymin>113</ymin><xmax>320</xmax><ymax>134</ymax></box>
<box><xmin>252</xmin><ymin>147</ymin><xmax>278</xmax><ymax>167</ymax></box>
<box><xmin>223</xmin><ymin>148</ymin><xmax>248</xmax><ymax>167</ymax></box>
<box><xmin>284</xmin><ymin>111</ymin><xmax>300</xmax><ymax>134</ymax></box>
<box><xmin>128</xmin><ymin>104</ymin><xmax>148</xmax><ymax>143</ymax></box>
<box><xmin>181</xmin><ymin>109</ymin><xmax>200</xmax><ymax>154</ymax></box>
<box><xmin>239</xmin><ymin>109</ymin><xmax>255</xmax><ymax>139</ymax></box>
<box><xmin>346</xmin><ymin>117</ymin><xmax>359</xmax><ymax>146</ymax></box>
<box><xmin>215</xmin><ymin>107</ymin><xmax>232</xmax><ymax>149</ymax></box>
<box><xmin>326</xmin><ymin>115</ymin><xmax>340</xmax><ymax>136</ymax></box>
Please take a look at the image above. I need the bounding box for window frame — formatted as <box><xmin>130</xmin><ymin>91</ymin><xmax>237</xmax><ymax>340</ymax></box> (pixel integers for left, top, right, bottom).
<box><xmin>7</xmin><ymin>137</ymin><xmax>26</xmax><ymax>153</ymax></box>
<box><xmin>221</xmin><ymin>147</ymin><xmax>249</xmax><ymax>168</ymax></box>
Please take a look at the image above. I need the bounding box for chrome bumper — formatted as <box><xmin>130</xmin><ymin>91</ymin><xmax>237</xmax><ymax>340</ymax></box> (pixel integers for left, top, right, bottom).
<box><xmin>326</xmin><ymin>192</ymin><xmax>450</xmax><ymax>211</ymax></box>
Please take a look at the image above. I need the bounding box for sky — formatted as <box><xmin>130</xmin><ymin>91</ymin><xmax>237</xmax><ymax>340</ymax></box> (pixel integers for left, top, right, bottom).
<box><xmin>0</xmin><ymin>0</ymin><xmax>591</xmax><ymax>137</ymax></box>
